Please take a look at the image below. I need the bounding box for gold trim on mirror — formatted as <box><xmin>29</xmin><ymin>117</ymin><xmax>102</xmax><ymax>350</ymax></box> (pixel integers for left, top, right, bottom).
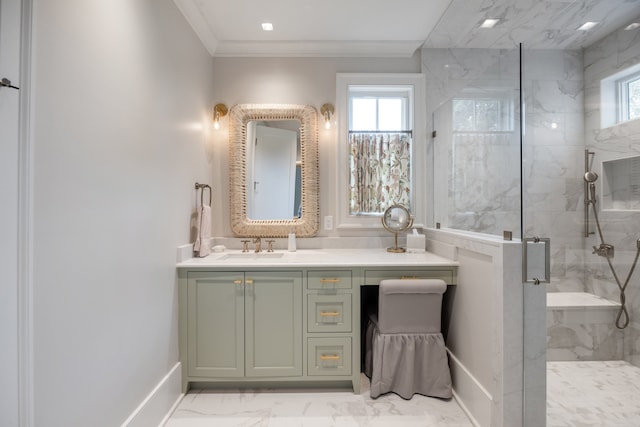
<box><xmin>229</xmin><ymin>104</ymin><xmax>319</xmax><ymax>237</ymax></box>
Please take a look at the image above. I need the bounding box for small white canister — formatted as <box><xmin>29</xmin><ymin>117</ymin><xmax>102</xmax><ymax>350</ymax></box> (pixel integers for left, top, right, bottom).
<box><xmin>406</xmin><ymin>229</ymin><xmax>425</xmax><ymax>253</ymax></box>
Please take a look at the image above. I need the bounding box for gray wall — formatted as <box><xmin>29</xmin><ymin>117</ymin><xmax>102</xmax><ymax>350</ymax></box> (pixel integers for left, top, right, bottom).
<box><xmin>1</xmin><ymin>0</ymin><xmax>24</xmax><ymax>425</ymax></box>
<box><xmin>209</xmin><ymin>56</ymin><xmax>421</xmax><ymax>238</ymax></box>
<box><xmin>31</xmin><ymin>0</ymin><xmax>214</xmax><ymax>425</ymax></box>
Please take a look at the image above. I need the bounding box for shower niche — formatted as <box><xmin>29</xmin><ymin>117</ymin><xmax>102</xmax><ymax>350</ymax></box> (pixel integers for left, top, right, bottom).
<box><xmin>602</xmin><ymin>155</ymin><xmax>640</xmax><ymax>211</ymax></box>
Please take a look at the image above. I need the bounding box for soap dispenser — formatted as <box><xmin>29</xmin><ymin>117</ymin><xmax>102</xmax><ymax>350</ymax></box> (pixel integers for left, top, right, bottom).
<box><xmin>288</xmin><ymin>228</ymin><xmax>296</xmax><ymax>252</ymax></box>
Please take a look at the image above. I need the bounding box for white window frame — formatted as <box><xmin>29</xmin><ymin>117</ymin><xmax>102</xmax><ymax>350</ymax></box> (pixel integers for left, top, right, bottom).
<box><xmin>601</xmin><ymin>63</ymin><xmax>640</xmax><ymax>128</ymax></box>
<box><xmin>349</xmin><ymin>88</ymin><xmax>410</xmax><ymax>131</ymax></box>
<box><xmin>452</xmin><ymin>89</ymin><xmax>515</xmax><ymax>132</ymax></box>
<box><xmin>336</xmin><ymin>73</ymin><xmax>426</xmax><ymax>230</ymax></box>
<box><xmin>618</xmin><ymin>70</ymin><xmax>640</xmax><ymax>123</ymax></box>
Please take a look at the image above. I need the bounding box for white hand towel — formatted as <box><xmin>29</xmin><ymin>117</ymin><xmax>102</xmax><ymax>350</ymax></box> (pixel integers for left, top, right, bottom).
<box><xmin>193</xmin><ymin>205</ymin><xmax>211</xmax><ymax>257</ymax></box>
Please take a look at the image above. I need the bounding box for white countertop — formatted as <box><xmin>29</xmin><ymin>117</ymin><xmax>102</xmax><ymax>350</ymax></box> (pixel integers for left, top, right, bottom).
<box><xmin>176</xmin><ymin>248</ymin><xmax>458</xmax><ymax>269</ymax></box>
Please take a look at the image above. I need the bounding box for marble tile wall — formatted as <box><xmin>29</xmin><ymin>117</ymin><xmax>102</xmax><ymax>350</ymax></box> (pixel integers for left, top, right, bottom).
<box><xmin>424</xmin><ymin>47</ymin><xmax>586</xmax><ymax>292</ymax></box>
<box><xmin>522</xmin><ymin>49</ymin><xmax>586</xmax><ymax>294</ymax></box>
<box><xmin>424</xmin><ymin>48</ymin><xmax>521</xmax><ymax>238</ymax></box>
<box><xmin>547</xmin><ymin>306</ymin><xmax>624</xmax><ymax>361</ymax></box>
<box><xmin>584</xmin><ymin>17</ymin><xmax>640</xmax><ymax>368</ymax></box>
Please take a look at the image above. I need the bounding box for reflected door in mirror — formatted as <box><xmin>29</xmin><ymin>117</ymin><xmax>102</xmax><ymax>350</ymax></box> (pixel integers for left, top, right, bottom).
<box><xmin>249</xmin><ymin>125</ymin><xmax>298</xmax><ymax>220</ymax></box>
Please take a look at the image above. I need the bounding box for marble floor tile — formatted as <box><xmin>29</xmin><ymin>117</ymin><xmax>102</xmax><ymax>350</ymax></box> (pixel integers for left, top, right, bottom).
<box><xmin>165</xmin><ymin>375</ymin><xmax>473</xmax><ymax>427</ymax></box>
<box><xmin>167</xmin><ymin>362</ymin><xmax>640</xmax><ymax>426</ymax></box>
<box><xmin>547</xmin><ymin>361</ymin><xmax>640</xmax><ymax>427</ymax></box>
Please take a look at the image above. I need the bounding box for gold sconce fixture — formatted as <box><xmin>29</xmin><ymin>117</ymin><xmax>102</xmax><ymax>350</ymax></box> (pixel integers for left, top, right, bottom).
<box><xmin>213</xmin><ymin>103</ymin><xmax>228</xmax><ymax>130</ymax></box>
<box><xmin>320</xmin><ymin>103</ymin><xmax>335</xmax><ymax>129</ymax></box>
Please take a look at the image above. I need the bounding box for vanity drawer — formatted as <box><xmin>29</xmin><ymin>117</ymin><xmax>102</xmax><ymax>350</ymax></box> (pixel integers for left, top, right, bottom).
<box><xmin>307</xmin><ymin>294</ymin><xmax>352</xmax><ymax>333</ymax></box>
<box><xmin>307</xmin><ymin>337</ymin><xmax>352</xmax><ymax>376</ymax></box>
<box><xmin>364</xmin><ymin>269</ymin><xmax>455</xmax><ymax>286</ymax></box>
<box><xmin>307</xmin><ymin>270</ymin><xmax>352</xmax><ymax>290</ymax></box>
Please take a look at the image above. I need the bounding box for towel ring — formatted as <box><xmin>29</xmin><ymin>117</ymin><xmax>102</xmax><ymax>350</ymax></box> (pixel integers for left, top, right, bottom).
<box><xmin>195</xmin><ymin>182</ymin><xmax>212</xmax><ymax>207</ymax></box>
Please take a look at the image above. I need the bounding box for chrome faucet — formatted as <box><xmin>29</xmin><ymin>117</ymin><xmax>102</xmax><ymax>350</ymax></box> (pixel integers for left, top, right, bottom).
<box><xmin>253</xmin><ymin>237</ymin><xmax>262</xmax><ymax>253</ymax></box>
<box><xmin>592</xmin><ymin>243</ymin><xmax>614</xmax><ymax>258</ymax></box>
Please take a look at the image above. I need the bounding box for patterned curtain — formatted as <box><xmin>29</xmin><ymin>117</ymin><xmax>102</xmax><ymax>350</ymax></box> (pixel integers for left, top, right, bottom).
<box><xmin>348</xmin><ymin>132</ymin><xmax>411</xmax><ymax>214</ymax></box>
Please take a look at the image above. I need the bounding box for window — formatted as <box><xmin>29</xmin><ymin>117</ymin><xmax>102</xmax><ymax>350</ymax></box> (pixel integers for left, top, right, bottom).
<box><xmin>350</xmin><ymin>92</ymin><xmax>408</xmax><ymax>131</ymax></box>
<box><xmin>619</xmin><ymin>71</ymin><xmax>640</xmax><ymax>122</ymax></box>
<box><xmin>452</xmin><ymin>91</ymin><xmax>514</xmax><ymax>132</ymax></box>
<box><xmin>336</xmin><ymin>74</ymin><xmax>426</xmax><ymax>229</ymax></box>
<box><xmin>601</xmin><ymin>63</ymin><xmax>640</xmax><ymax>128</ymax></box>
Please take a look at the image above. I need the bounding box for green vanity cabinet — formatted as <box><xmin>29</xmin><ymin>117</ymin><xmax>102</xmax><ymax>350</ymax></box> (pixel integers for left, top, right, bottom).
<box><xmin>184</xmin><ymin>270</ymin><xmax>303</xmax><ymax>386</ymax></box>
<box><xmin>306</xmin><ymin>270</ymin><xmax>356</xmax><ymax>379</ymax></box>
<box><xmin>179</xmin><ymin>267</ymin><xmax>361</xmax><ymax>393</ymax></box>
<box><xmin>186</xmin><ymin>271</ymin><xmax>244</xmax><ymax>378</ymax></box>
<box><xmin>178</xmin><ymin>260</ymin><xmax>456</xmax><ymax>393</ymax></box>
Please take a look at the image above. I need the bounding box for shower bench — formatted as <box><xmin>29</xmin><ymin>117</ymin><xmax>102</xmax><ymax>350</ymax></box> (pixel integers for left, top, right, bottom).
<box><xmin>547</xmin><ymin>291</ymin><xmax>623</xmax><ymax>361</ymax></box>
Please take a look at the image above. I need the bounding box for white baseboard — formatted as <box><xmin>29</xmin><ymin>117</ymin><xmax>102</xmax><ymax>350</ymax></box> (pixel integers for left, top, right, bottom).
<box><xmin>121</xmin><ymin>362</ymin><xmax>183</xmax><ymax>427</ymax></box>
<box><xmin>448</xmin><ymin>350</ymin><xmax>492</xmax><ymax>427</ymax></box>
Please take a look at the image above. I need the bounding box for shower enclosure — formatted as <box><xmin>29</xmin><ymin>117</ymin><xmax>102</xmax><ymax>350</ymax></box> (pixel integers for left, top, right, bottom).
<box><xmin>426</xmin><ymin>12</ymin><xmax>640</xmax><ymax>426</ymax></box>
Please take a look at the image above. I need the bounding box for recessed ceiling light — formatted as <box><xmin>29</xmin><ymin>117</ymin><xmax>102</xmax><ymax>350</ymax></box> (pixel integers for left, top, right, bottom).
<box><xmin>261</xmin><ymin>22</ymin><xmax>273</xmax><ymax>31</ymax></box>
<box><xmin>577</xmin><ymin>21</ymin><xmax>598</xmax><ymax>31</ymax></box>
<box><xmin>624</xmin><ymin>23</ymin><xmax>640</xmax><ymax>30</ymax></box>
<box><xmin>480</xmin><ymin>18</ymin><xmax>500</xmax><ymax>29</ymax></box>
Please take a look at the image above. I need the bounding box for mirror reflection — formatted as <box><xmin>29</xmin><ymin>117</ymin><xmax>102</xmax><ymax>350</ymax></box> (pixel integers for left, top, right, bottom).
<box><xmin>246</xmin><ymin>120</ymin><xmax>301</xmax><ymax>220</ymax></box>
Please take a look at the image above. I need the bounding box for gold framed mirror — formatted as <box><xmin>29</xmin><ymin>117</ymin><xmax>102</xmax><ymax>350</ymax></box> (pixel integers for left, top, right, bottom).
<box><xmin>228</xmin><ymin>104</ymin><xmax>319</xmax><ymax>237</ymax></box>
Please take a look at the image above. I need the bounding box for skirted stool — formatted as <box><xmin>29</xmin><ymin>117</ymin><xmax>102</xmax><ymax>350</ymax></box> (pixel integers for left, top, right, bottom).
<box><xmin>364</xmin><ymin>278</ymin><xmax>452</xmax><ymax>399</ymax></box>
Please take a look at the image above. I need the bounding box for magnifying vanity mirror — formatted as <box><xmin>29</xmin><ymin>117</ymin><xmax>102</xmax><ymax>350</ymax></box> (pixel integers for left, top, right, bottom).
<box><xmin>382</xmin><ymin>204</ymin><xmax>413</xmax><ymax>252</ymax></box>
<box><xmin>228</xmin><ymin>104</ymin><xmax>319</xmax><ymax>237</ymax></box>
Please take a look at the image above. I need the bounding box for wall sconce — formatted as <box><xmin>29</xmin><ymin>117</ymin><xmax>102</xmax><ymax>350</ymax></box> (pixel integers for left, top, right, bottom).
<box><xmin>320</xmin><ymin>103</ymin><xmax>335</xmax><ymax>130</ymax></box>
<box><xmin>213</xmin><ymin>103</ymin><xmax>228</xmax><ymax>130</ymax></box>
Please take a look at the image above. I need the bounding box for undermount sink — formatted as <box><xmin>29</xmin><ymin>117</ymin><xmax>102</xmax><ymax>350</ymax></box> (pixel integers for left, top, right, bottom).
<box><xmin>219</xmin><ymin>252</ymin><xmax>285</xmax><ymax>260</ymax></box>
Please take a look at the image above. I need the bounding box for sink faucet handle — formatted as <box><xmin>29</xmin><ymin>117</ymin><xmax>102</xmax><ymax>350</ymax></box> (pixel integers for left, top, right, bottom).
<box><xmin>241</xmin><ymin>240</ymin><xmax>250</xmax><ymax>252</ymax></box>
<box><xmin>265</xmin><ymin>240</ymin><xmax>275</xmax><ymax>252</ymax></box>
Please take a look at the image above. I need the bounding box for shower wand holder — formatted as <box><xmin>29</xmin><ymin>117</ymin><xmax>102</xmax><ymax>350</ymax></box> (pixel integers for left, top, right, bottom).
<box><xmin>592</xmin><ymin>243</ymin><xmax>614</xmax><ymax>258</ymax></box>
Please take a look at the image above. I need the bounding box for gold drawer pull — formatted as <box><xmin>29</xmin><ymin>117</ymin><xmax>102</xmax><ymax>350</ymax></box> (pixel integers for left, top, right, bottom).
<box><xmin>320</xmin><ymin>355</ymin><xmax>340</xmax><ymax>361</ymax></box>
<box><xmin>320</xmin><ymin>278</ymin><xmax>340</xmax><ymax>283</ymax></box>
<box><xmin>233</xmin><ymin>279</ymin><xmax>242</xmax><ymax>285</ymax></box>
<box><xmin>245</xmin><ymin>279</ymin><xmax>254</xmax><ymax>285</ymax></box>
<box><xmin>401</xmin><ymin>276</ymin><xmax>418</xmax><ymax>280</ymax></box>
<box><xmin>320</xmin><ymin>311</ymin><xmax>340</xmax><ymax>317</ymax></box>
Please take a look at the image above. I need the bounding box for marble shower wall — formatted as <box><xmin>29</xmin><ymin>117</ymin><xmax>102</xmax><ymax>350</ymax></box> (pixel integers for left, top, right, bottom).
<box><xmin>423</xmin><ymin>48</ymin><xmax>586</xmax><ymax>293</ymax></box>
<box><xmin>423</xmin><ymin>48</ymin><xmax>521</xmax><ymax>237</ymax></box>
<box><xmin>522</xmin><ymin>49</ymin><xmax>586</xmax><ymax>293</ymax></box>
<box><xmin>584</xmin><ymin>19</ymin><xmax>640</xmax><ymax>367</ymax></box>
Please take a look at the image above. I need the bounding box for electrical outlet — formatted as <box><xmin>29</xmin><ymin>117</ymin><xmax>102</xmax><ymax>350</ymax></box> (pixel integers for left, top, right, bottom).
<box><xmin>324</xmin><ymin>215</ymin><xmax>333</xmax><ymax>230</ymax></box>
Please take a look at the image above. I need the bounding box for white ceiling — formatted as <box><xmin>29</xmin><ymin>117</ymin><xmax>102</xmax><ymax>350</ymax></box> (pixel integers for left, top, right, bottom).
<box><xmin>174</xmin><ymin>0</ymin><xmax>640</xmax><ymax>57</ymax></box>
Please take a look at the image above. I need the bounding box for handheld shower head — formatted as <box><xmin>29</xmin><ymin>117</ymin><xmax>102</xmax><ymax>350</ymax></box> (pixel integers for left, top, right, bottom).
<box><xmin>584</xmin><ymin>170</ymin><xmax>599</xmax><ymax>183</ymax></box>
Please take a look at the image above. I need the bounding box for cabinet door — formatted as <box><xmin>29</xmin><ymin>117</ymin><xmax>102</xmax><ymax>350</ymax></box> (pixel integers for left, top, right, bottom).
<box><xmin>245</xmin><ymin>271</ymin><xmax>302</xmax><ymax>377</ymax></box>
<box><xmin>187</xmin><ymin>272</ymin><xmax>244</xmax><ymax>377</ymax></box>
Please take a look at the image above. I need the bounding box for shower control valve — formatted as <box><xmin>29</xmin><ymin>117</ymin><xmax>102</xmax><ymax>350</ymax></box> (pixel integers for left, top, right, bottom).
<box><xmin>592</xmin><ymin>243</ymin><xmax>614</xmax><ymax>258</ymax></box>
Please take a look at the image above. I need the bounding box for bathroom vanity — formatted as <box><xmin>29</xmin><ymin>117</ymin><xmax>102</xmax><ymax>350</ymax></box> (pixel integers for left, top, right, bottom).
<box><xmin>176</xmin><ymin>249</ymin><xmax>457</xmax><ymax>393</ymax></box>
